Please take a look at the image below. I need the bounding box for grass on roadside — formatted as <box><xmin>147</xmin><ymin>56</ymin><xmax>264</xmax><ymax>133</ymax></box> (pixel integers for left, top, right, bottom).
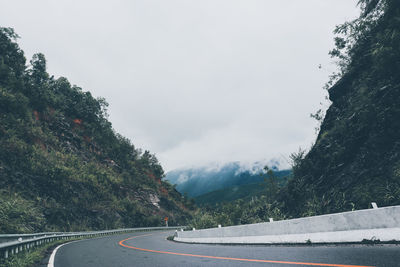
<box><xmin>0</xmin><ymin>238</ymin><xmax>81</xmax><ymax>267</ymax></box>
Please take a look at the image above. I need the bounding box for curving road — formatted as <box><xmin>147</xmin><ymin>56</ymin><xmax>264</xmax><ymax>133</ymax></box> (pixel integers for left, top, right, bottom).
<box><xmin>48</xmin><ymin>230</ymin><xmax>400</xmax><ymax>267</ymax></box>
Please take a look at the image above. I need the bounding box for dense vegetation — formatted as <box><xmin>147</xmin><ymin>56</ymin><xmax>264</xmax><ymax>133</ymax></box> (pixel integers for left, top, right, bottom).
<box><xmin>279</xmin><ymin>0</ymin><xmax>400</xmax><ymax>217</ymax></box>
<box><xmin>189</xmin><ymin>0</ymin><xmax>400</xmax><ymax>228</ymax></box>
<box><xmin>0</xmin><ymin>28</ymin><xmax>193</xmax><ymax>233</ymax></box>
<box><xmin>194</xmin><ymin>169</ymin><xmax>290</xmax><ymax>205</ymax></box>
<box><xmin>2</xmin><ymin>0</ymin><xmax>399</xmax><ymax>233</ymax></box>
<box><xmin>189</xmin><ymin>167</ymin><xmax>288</xmax><ymax>229</ymax></box>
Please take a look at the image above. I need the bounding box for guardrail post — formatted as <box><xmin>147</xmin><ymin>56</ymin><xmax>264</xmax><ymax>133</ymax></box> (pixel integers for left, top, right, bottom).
<box><xmin>269</xmin><ymin>218</ymin><xmax>274</xmax><ymax>222</ymax></box>
<box><xmin>218</xmin><ymin>224</ymin><xmax>221</xmax><ymax>228</ymax></box>
<box><xmin>4</xmin><ymin>249</ymin><xmax>8</xmax><ymax>259</ymax></box>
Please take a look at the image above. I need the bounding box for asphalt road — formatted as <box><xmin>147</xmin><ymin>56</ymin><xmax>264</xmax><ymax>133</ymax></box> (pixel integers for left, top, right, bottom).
<box><xmin>49</xmin><ymin>230</ymin><xmax>400</xmax><ymax>267</ymax></box>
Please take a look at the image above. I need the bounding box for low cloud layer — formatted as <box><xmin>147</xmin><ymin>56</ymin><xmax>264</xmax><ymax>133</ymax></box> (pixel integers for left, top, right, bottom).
<box><xmin>0</xmin><ymin>0</ymin><xmax>360</xmax><ymax>171</ymax></box>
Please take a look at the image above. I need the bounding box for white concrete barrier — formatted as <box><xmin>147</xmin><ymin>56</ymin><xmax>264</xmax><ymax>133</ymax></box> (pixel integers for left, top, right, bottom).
<box><xmin>175</xmin><ymin>205</ymin><xmax>400</xmax><ymax>244</ymax></box>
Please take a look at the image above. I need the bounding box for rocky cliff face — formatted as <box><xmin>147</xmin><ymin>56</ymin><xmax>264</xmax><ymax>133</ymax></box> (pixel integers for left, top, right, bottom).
<box><xmin>280</xmin><ymin>1</ymin><xmax>400</xmax><ymax>217</ymax></box>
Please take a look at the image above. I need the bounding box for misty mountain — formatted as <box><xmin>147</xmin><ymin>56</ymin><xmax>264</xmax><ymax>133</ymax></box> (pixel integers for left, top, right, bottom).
<box><xmin>165</xmin><ymin>161</ymin><xmax>291</xmax><ymax>197</ymax></box>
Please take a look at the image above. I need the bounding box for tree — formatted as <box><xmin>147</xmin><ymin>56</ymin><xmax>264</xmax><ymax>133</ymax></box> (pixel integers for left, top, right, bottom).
<box><xmin>26</xmin><ymin>53</ymin><xmax>53</xmax><ymax>110</ymax></box>
<box><xmin>0</xmin><ymin>27</ymin><xmax>26</xmax><ymax>89</ymax></box>
<box><xmin>262</xmin><ymin>166</ymin><xmax>280</xmax><ymax>202</ymax></box>
<box><xmin>30</xmin><ymin>53</ymin><xmax>48</xmax><ymax>85</ymax></box>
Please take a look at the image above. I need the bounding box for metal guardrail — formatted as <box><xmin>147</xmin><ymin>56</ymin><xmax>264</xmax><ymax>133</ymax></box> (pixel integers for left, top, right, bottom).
<box><xmin>0</xmin><ymin>232</ymin><xmax>65</xmax><ymax>243</ymax></box>
<box><xmin>0</xmin><ymin>226</ymin><xmax>185</xmax><ymax>259</ymax></box>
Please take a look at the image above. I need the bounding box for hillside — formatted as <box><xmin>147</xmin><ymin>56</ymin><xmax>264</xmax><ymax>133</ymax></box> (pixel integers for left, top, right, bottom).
<box><xmin>280</xmin><ymin>0</ymin><xmax>400</xmax><ymax>217</ymax></box>
<box><xmin>187</xmin><ymin>0</ymin><xmax>400</xmax><ymax>230</ymax></box>
<box><xmin>194</xmin><ymin>183</ymin><xmax>266</xmax><ymax>205</ymax></box>
<box><xmin>0</xmin><ymin>28</ymin><xmax>193</xmax><ymax>233</ymax></box>
<box><xmin>165</xmin><ymin>161</ymin><xmax>290</xmax><ymax>197</ymax></box>
<box><xmin>193</xmin><ymin>182</ymin><xmax>275</xmax><ymax>206</ymax></box>
<box><xmin>194</xmin><ymin>170</ymin><xmax>290</xmax><ymax>205</ymax></box>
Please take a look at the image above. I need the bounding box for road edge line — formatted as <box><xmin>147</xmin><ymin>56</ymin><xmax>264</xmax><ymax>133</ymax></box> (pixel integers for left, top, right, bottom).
<box><xmin>47</xmin><ymin>240</ymin><xmax>81</xmax><ymax>267</ymax></box>
<box><xmin>119</xmin><ymin>233</ymin><xmax>375</xmax><ymax>267</ymax></box>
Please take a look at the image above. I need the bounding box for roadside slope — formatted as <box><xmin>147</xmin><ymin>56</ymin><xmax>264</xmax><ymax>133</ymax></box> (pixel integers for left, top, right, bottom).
<box><xmin>0</xmin><ymin>27</ymin><xmax>193</xmax><ymax>233</ymax></box>
<box><xmin>280</xmin><ymin>0</ymin><xmax>400</xmax><ymax>217</ymax></box>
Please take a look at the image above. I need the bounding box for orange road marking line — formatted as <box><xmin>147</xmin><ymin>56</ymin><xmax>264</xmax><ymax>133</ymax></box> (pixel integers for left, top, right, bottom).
<box><xmin>118</xmin><ymin>232</ymin><xmax>375</xmax><ymax>267</ymax></box>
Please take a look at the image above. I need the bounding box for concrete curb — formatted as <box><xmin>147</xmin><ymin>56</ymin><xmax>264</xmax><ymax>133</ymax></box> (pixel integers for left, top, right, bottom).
<box><xmin>175</xmin><ymin>205</ymin><xmax>400</xmax><ymax>244</ymax></box>
<box><xmin>175</xmin><ymin>227</ymin><xmax>400</xmax><ymax>244</ymax></box>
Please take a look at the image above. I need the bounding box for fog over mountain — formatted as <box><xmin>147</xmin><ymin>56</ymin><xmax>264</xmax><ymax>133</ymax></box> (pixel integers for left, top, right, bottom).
<box><xmin>165</xmin><ymin>160</ymin><xmax>290</xmax><ymax>197</ymax></box>
<box><xmin>0</xmin><ymin>0</ymin><xmax>359</xmax><ymax>171</ymax></box>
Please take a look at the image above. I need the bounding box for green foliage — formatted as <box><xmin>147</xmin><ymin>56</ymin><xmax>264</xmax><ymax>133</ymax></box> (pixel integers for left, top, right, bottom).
<box><xmin>194</xmin><ymin>183</ymin><xmax>267</xmax><ymax>206</ymax></box>
<box><xmin>263</xmin><ymin>166</ymin><xmax>281</xmax><ymax>202</ymax></box>
<box><xmin>189</xmin><ymin>212</ymin><xmax>218</xmax><ymax>229</ymax></box>
<box><xmin>188</xmin><ymin>194</ymin><xmax>286</xmax><ymax>230</ymax></box>
<box><xmin>0</xmin><ymin>27</ymin><xmax>193</xmax><ymax>233</ymax></box>
<box><xmin>0</xmin><ymin>191</ymin><xmax>45</xmax><ymax>233</ymax></box>
<box><xmin>1</xmin><ymin>244</ymin><xmax>49</xmax><ymax>267</ymax></box>
<box><xmin>281</xmin><ymin>1</ymin><xmax>400</xmax><ymax>218</ymax></box>
<box><xmin>194</xmin><ymin>169</ymin><xmax>291</xmax><ymax>206</ymax></box>
<box><xmin>188</xmin><ymin>168</ymin><xmax>287</xmax><ymax>229</ymax></box>
<box><xmin>326</xmin><ymin>0</ymin><xmax>400</xmax><ymax>89</ymax></box>
<box><xmin>0</xmin><ymin>237</ymin><xmax>83</xmax><ymax>267</ymax></box>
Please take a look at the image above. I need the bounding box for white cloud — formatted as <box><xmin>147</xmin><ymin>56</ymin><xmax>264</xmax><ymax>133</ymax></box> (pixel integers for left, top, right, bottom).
<box><xmin>0</xmin><ymin>0</ymin><xmax>360</xmax><ymax>171</ymax></box>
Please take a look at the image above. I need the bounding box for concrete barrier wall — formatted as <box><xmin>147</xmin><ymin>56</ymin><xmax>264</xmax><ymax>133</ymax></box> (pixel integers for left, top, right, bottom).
<box><xmin>175</xmin><ymin>205</ymin><xmax>400</xmax><ymax>244</ymax></box>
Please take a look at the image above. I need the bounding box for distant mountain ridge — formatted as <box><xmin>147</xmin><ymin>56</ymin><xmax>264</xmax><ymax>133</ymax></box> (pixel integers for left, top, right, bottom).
<box><xmin>194</xmin><ymin>177</ymin><xmax>289</xmax><ymax>206</ymax></box>
<box><xmin>165</xmin><ymin>161</ymin><xmax>291</xmax><ymax>198</ymax></box>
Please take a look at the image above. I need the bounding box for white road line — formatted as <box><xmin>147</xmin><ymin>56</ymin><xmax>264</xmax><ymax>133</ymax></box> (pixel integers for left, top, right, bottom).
<box><xmin>47</xmin><ymin>240</ymin><xmax>80</xmax><ymax>267</ymax></box>
<box><xmin>47</xmin><ymin>234</ymin><xmax>127</xmax><ymax>267</ymax></box>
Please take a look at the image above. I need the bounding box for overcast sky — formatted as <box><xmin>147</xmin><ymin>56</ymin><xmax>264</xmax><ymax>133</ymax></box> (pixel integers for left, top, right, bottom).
<box><xmin>0</xmin><ymin>0</ymin><xmax>360</xmax><ymax>171</ymax></box>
